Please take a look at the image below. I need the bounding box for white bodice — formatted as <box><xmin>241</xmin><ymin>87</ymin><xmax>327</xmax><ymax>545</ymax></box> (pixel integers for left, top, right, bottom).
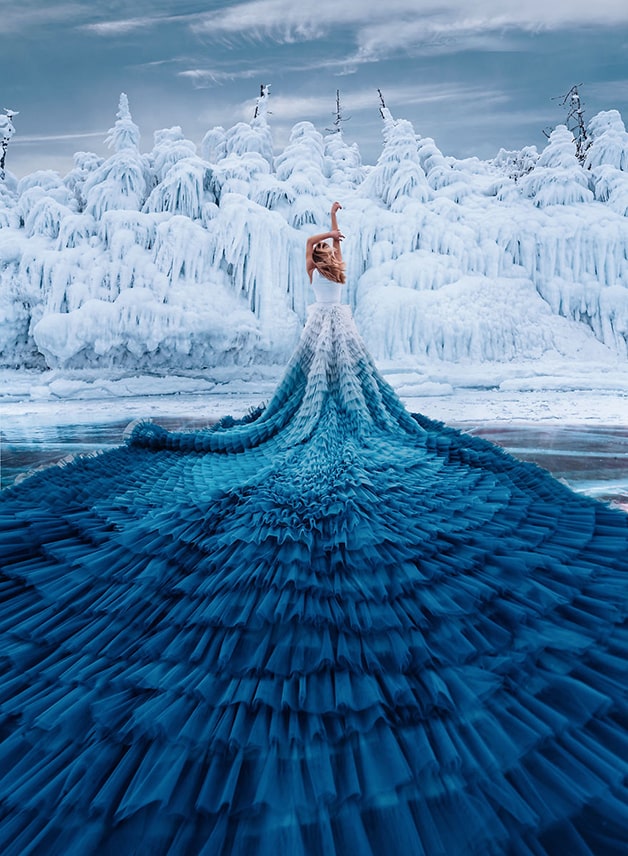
<box><xmin>311</xmin><ymin>269</ymin><xmax>342</xmax><ymax>304</ymax></box>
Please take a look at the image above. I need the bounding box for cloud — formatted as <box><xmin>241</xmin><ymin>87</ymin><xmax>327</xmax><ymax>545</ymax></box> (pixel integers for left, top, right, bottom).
<box><xmin>78</xmin><ymin>3</ymin><xmax>201</xmax><ymax>37</ymax></box>
<box><xmin>190</xmin><ymin>0</ymin><xmax>628</xmax><ymax>55</ymax></box>
<box><xmin>177</xmin><ymin>54</ymin><xmax>360</xmax><ymax>91</ymax></box>
<box><xmin>178</xmin><ymin>68</ymin><xmax>261</xmax><ymax>87</ymax></box>
<box><xmin>80</xmin><ymin>17</ymin><xmax>157</xmax><ymax>36</ymax></box>
<box><xmin>190</xmin><ymin>0</ymin><xmax>389</xmax><ymax>42</ymax></box>
<box><xmin>80</xmin><ymin>10</ymin><xmax>195</xmax><ymax>36</ymax></box>
<box><xmin>13</xmin><ymin>131</ymin><xmax>107</xmax><ymax>145</ymax></box>
<box><xmin>1</xmin><ymin>2</ymin><xmax>88</xmax><ymax>33</ymax></box>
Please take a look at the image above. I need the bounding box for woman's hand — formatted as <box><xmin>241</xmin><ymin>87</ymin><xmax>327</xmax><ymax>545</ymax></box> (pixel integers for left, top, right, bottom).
<box><xmin>330</xmin><ymin>229</ymin><xmax>344</xmax><ymax>241</ymax></box>
<box><xmin>331</xmin><ymin>201</ymin><xmax>342</xmax><ymax>215</ymax></box>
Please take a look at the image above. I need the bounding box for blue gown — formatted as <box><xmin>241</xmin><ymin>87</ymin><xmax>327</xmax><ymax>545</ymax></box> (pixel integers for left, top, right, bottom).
<box><xmin>1</xmin><ymin>272</ymin><xmax>628</xmax><ymax>855</ymax></box>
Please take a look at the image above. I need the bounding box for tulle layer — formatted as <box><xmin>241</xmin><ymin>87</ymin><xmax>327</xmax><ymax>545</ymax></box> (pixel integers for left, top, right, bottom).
<box><xmin>1</xmin><ymin>304</ymin><xmax>627</xmax><ymax>855</ymax></box>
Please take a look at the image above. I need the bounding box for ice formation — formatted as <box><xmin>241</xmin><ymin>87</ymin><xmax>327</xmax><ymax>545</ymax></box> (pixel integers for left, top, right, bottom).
<box><xmin>1</xmin><ymin>90</ymin><xmax>628</xmax><ymax>371</ymax></box>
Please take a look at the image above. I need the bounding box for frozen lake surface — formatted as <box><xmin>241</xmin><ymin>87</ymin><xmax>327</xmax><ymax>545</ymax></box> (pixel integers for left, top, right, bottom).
<box><xmin>2</xmin><ymin>390</ymin><xmax>627</xmax><ymax>512</ymax></box>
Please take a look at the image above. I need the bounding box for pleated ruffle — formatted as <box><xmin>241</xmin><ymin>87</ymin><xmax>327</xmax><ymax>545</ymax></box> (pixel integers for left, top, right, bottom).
<box><xmin>0</xmin><ymin>304</ymin><xmax>627</xmax><ymax>855</ymax></box>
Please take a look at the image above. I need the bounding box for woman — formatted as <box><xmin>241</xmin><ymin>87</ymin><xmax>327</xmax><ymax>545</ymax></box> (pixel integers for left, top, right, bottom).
<box><xmin>0</xmin><ymin>204</ymin><xmax>627</xmax><ymax>855</ymax></box>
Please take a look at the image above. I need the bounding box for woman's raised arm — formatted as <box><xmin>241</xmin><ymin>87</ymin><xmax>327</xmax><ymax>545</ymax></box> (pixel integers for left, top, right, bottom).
<box><xmin>330</xmin><ymin>202</ymin><xmax>343</xmax><ymax>261</ymax></box>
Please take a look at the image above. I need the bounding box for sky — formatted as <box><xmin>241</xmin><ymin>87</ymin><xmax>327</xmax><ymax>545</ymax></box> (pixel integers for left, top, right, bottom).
<box><xmin>2</xmin><ymin>0</ymin><xmax>628</xmax><ymax>177</ymax></box>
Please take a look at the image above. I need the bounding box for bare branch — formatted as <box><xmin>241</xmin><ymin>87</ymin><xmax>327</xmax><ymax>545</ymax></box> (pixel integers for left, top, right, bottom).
<box><xmin>550</xmin><ymin>84</ymin><xmax>589</xmax><ymax>163</ymax></box>
<box><xmin>377</xmin><ymin>88</ymin><xmax>387</xmax><ymax>119</ymax></box>
<box><xmin>325</xmin><ymin>89</ymin><xmax>351</xmax><ymax>133</ymax></box>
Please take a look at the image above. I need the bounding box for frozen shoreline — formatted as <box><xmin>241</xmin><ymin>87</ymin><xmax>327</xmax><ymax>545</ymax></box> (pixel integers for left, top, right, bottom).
<box><xmin>2</xmin><ymin>365</ymin><xmax>626</xmax><ymax>507</ymax></box>
<box><xmin>1</xmin><ymin>360</ymin><xmax>627</xmax><ymax>431</ymax></box>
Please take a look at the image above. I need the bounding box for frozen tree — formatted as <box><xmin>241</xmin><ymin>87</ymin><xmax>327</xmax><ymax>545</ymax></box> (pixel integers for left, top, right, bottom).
<box><xmin>274</xmin><ymin>122</ymin><xmax>328</xmax><ymax>227</ymax></box>
<box><xmin>0</xmin><ymin>181</ymin><xmax>19</xmax><ymax>227</ymax></box>
<box><xmin>200</xmin><ymin>86</ymin><xmax>275</xmax><ymax>204</ymax></box>
<box><xmin>64</xmin><ymin>152</ymin><xmax>105</xmax><ymax>210</ymax></box>
<box><xmin>584</xmin><ymin>110</ymin><xmax>628</xmax><ymax>215</ymax></box>
<box><xmin>83</xmin><ymin>95</ymin><xmax>149</xmax><ymax>218</ymax></box>
<box><xmin>560</xmin><ymin>85</ymin><xmax>588</xmax><ymax>163</ymax></box>
<box><xmin>212</xmin><ymin>151</ymin><xmax>273</xmax><ymax>204</ymax></box>
<box><xmin>491</xmin><ymin>146</ymin><xmax>539</xmax><ymax>182</ymax></box>
<box><xmin>141</xmin><ymin>127</ymin><xmax>216</xmax><ymax>219</ymax></box>
<box><xmin>275</xmin><ymin>122</ymin><xmax>326</xmax><ymax>186</ymax></box>
<box><xmin>324</xmin><ymin>130</ymin><xmax>365</xmax><ymax>189</ymax></box>
<box><xmin>0</xmin><ymin>109</ymin><xmax>18</xmax><ymax>180</ymax></box>
<box><xmin>201</xmin><ymin>126</ymin><xmax>227</xmax><ymax>163</ymax></box>
<box><xmin>143</xmin><ymin>157</ymin><xmax>212</xmax><ymax>220</ymax></box>
<box><xmin>585</xmin><ymin>110</ymin><xmax>628</xmax><ymax>171</ymax></box>
<box><xmin>214</xmin><ymin>86</ymin><xmax>274</xmax><ymax>167</ymax></box>
<box><xmin>253</xmin><ymin>83</ymin><xmax>271</xmax><ymax>121</ymax></box>
<box><xmin>520</xmin><ymin>125</ymin><xmax>593</xmax><ymax>207</ymax></box>
<box><xmin>222</xmin><ymin>121</ymin><xmax>274</xmax><ymax>165</ymax></box>
<box><xmin>416</xmin><ymin>136</ymin><xmax>471</xmax><ymax>201</ymax></box>
<box><xmin>105</xmin><ymin>93</ymin><xmax>140</xmax><ymax>152</ymax></box>
<box><xmin>16</xmin><ymin>171</ymin><xmax>77</xmax><ymax>231</ymax></box>
<box><xmin>24</xmin><ymin>197</ymin><xmax>73</xmax><ymax>240</ymax></box>
<box><xmin>149</xmin><ymin>127</ymin><xmax>197</xmax><ymax>182</ymax></box>
<box><xmin>322</xmin><ymin>91</ymin><xmax>364</xmax><ymax>188</ymax></box>
<box><xmin>326</xmin><ymin>90</ymin><xmax>350</xmax><ymax>135</ymax></box>
<box><xmin>361</xmin><ymin>107</ymin><xmax>431</xmax><ymax>211</ymax></box>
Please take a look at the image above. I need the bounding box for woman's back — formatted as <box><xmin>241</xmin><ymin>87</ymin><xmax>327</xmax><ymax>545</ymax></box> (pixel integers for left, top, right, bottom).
<box><xmin>311</xmin><ymin>268</ymin><xmax>342</xmax><ymax>304</ymax></box>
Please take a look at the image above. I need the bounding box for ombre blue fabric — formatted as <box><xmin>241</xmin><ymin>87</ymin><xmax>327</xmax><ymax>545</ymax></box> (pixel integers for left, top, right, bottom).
<box><xmin>1</xmin><ymin>299</ymin><xmax>628</xmax><ymax>855</ymax></box>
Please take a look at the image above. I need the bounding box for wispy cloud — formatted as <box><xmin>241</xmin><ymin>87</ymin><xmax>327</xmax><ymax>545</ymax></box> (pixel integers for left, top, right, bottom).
<box><xmin>190</xmin><ymin>0</ymin><xmax>628</xmax><ymax>53</ymax></box>
<box><xmin>81</xmin><ymin>17</ymin><xmax>155</xmax><ymax>36</ymax></box>
<box><xmin>1</xmin><ymin>2</ymin><xmax>88</xmax><ymax>33</ymax></box>
<box><xmin>79</xmin><ymin>11</ymin><xmax>196</xmax><ymax>36</ymax></box>
<box><xmin>13</xmin><ymin>131</ymin><xmax>107</xmax><ymax>145</ymax></box>
<box><xmin>78</xmin><ymin>4</ymin><xmax>203</xmax><ymax>37</ymax></box>
<box><xmin>179</xmin><ymin>68</ymin><xmax>262</xmax><ymax>87</ymax></box>
<box><xmin>178</xmin><ymin>54</ymin><xmax>360</xmax><ymax>90</ymax></box>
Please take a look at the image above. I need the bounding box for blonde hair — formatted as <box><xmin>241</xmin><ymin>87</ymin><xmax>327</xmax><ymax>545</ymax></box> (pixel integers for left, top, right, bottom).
<box><xmin>312</xmin><ymin>242</ymin><xmax>346</xmax><ymax>284</ymax></box>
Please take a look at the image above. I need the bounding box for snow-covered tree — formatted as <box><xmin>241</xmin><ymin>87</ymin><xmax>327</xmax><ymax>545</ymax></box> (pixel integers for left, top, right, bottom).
<box><xmin>416</xmin><ymin>136</ymin><xmax>473</xmax><ymax>201</ymax></box>
<box><xmin>64</xmin><ymin>151</ymin><xmax>105</xmax><ymax>210</ymax></box>
<box><xmin>520</xmin><ymin>125</ymin><xmax>593</xmax><ymax>207</ymax></box>
<box><xmin>105</xmin><ymin>93</ymin><xmax>140</xmax><ymax>153</ymax></box>
<box><xmin>491</xmin><ymin>146</ymin><xmax>539</xmax><ymax>182</ymax></box>
<box><xmin>585</xmin><ymin>110</ymin><xmax>628</xmax><ymax>171</ymax></box>
<box><xmin>274</xmin><ymin>122</ymin><xmax>328</xmax><ymax>227</ymax></box>
<box><xmin>361</xmin><ymin>108</ymin><xmax>431</xmax><ymax>211</ymax></box>
<box><xmin>83</xmin><ymin>95</ymin><xmax>149</xmax><ymax>218</ymax></box>
<box><xmin>0</xmin><ymin>109</ymin><xmax>18</xmax><ymax>180</ymax></box>
<box><xmin>584</xmin><ymin>110</ymin><xmax>628</xmax><ymax>215</ymax></box>
<box><xmin>201</xmin><ymin>126</ymin><xmax>227</xmax><ymax>163</ymax></box>
<box><xmin>142</xmin><ymin>127</ymin><xmax>215</xmax><ymax>219</ymax></box>
<box><xmin>324</xmin><ymin>130</ymin><xmax>365</xmax><ymax>189</ymax></box>
<box><xmin>220</xmin><ymin>87</ymin><xmax>274</xmax><ymax>168</ymax></box>
<box><xmin>553</xmin><ymin>85</ymin><xmax>589</xmax><ymax>163</ymax></box>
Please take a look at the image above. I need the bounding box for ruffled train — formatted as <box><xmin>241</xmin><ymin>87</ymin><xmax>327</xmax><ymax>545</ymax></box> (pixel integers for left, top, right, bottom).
<box><xmin>0</xmin><ymin>302</ymin><xmax>627</xmax><ymax>855</ymax></box>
